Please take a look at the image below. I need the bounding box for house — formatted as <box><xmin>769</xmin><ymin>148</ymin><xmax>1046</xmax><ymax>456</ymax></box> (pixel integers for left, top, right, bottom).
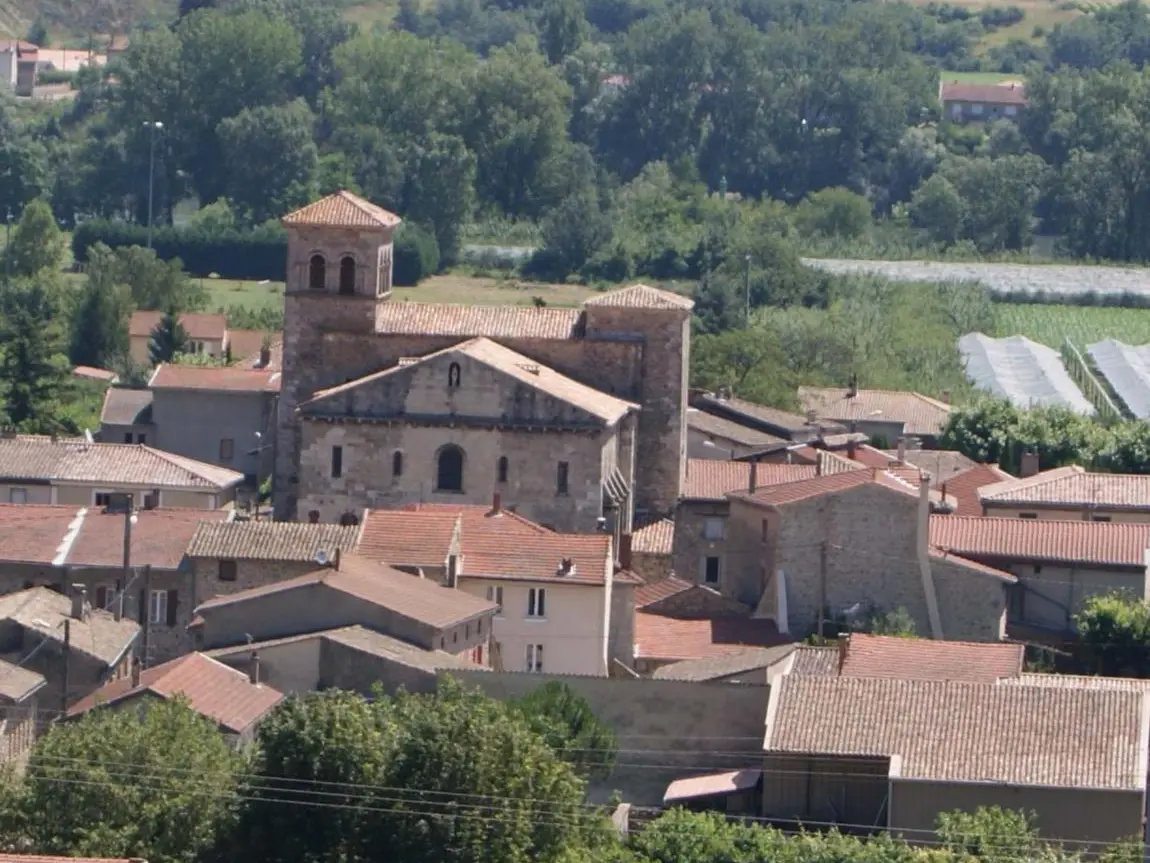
<box><xmin>798</xmin><ymin>385</ymin><xmax>952</xmax><ymax>448</ymax></box>
<box><xmin>726</xmin><ymin>469</ymin><xmax>1014</xmax><ymax>641</ymax></box>
<box><xmin>98</xmin><ymin>387</ymin><xmax>154</xmax><ymax>445</ymax></box>
<box><xmin>761</xmin><ymin>675</ymin><xmax>1145</xmax><ymax>848</ymax></box>
<box><xmin>275</xmin><ymin>192</ymin><xmax>693</xmax><ymax>529</ymax></box>
<box><xmin>0</xmin><ymin>434</ymin><xmax>243</xmax><ymax>509</ymax></box>
<box><xmin>128</xmin><ymin>312</ymin><xmax>228</xmax><ymax>364</ymax></box>
<box><xmin>686</xmin><ymin>409</ymin><xmax>787</xmax><ymax>460</ymax></box>
<box><xmin>939</xmin><ymin>80</ymin><xmax>1027</xmax><ymax>124</ymax></box>
<box><xmin>0</xmin><ymin>656</ymin><xmax>46</xmax><ymax>761</ymax></box>
<box><xmin>884</xmin><ymin>448</ymin><xmax>977</xmax><ymax>483</ymax></box>
<box><xmin>936</xmin><ymin>463</ymin><xmax>1015</xmax><ymax>514</ymax></box>
<box><xmin>630</xmin><ymin>518</ymin><xmax>674</xmax><ymax>582</ymax></box>
<box><xmin>977</xmin><ymin>465</ymin><xmax>1150</xmax><ymax>522</ymax></box>
<box><xmin>689</xmin><ymin>391</ymin><xmax>842</xmax><ymax>443</ymax></box>
<box><xmin>190</xmin><ymin>552</ymin><xmax>498</xmax><ymax>668</ymax></box>
<box><xmin>67</xmin><ymin>651</ymin><xmax>283</xmax><ymax>745</ymax></box>
<box><xmin>0</xmin><ymin>41</ymin><xmax>38</xmax><ymax>95</ymax></box>
<box><xmin>632</xmin><ymin>613</ymin><xmax>786</xmax><ymax>675</ymax></box>
<box><xmin>0</xmin><ymin>586</ymin><xmax>139</xmax><ymax>708</ymax></box>
<box><xmin>295</xmin><ymin>336</ymin><xmax>640</xmax><ymax>535</ymax></box>
<box><xmin>930</xmin><ymin>514</ymin><xmax>1150</xmax><ymax>635</ymax></box>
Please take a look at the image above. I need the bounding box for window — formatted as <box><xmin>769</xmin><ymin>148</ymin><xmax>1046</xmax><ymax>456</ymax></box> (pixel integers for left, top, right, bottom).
<box><xmin>761</xmin><ymin>519</ymin><xmax>769</xmax><ymax>542</ymax></box>
<box><xmin>148</xmin><ymin>589</ymin><xmax>172</xmax><ymax>625</ymax></box>
<box><xmin>308</xmin><ymin>510</ymin><xmax>320</xmax><ymax>524</ymax></box>
<box><xmin>95</xmin><ymin>586</ymin><xmax>108</xmax><ymax>609</ymax></box>
<box><xmin>9</xmin><ymin>488</ymin><xmax>26</xmax><ymax>504</ymax></box>
<box><xmin>331</xmin><ymin>445</ymin><xmax>343</xmax><ymax>479</ymax></box>
<box><xmin>94</xmin><ymin>492</ymin><xmax>113</xmax><ymax>507</ymax></box>
<box><xmin>1092</xmin><ymin>515</ymin><xmax>1112</xmax><ymax>523</ymax></box>
<box><xmin>1019</xmin><ymin>513</ymin><xmax>1038</xmax><ymax>519</ymax></box>
<box><xmin>703</xmin><ymin>517</ymin><xmax>724</xmax><ymax>540</ymax></box>
<box><xmin>465</xmin><ymin>623</ymin><xmax>471</xmax><ymax>638</ymax></box>
<box><xmin>448</xmin><ymin>362</ymin><xmax>462</xmax><ymax>388</ymax></box>
<box><xmin>436</xmin><ymin>445</ymin><xmax>464</xmax><ymax>492</ymax></box>
<box><xmin>218</xmin><ymin>560</ymin><xmax>238</xmax><ymax>582</ymax></box>
<box><xmin>137</xmin><ymin>434</ymin><xmax>146</xmax><ymax>445</ymax></box>
<box><xmin>526</xmin><ymin>644</ymin><xmax>544</xmax><ymax>673</ymax></box>
<box><xmin>392</xmin><ymin>450</ymin><xmax>404</xmax><ymax>478</ymax></box>
<box><xmin>702</xmin><ymin>556</ymin><xmax>721</xmax><ymax>584</ymax></box>
<box><xmin>497</xmin><ymin>456</ymin><xmax>509</xmax><ymax>484</ymax></box>
<box><xmin>556</xmin><ymin>461</ymin><xmax>569</xmax><ymax>495</ymax></box>
<box><xmin>1005</xmin><ymin>105</ymin><xmax>1017</xmax><ymax>117</ymax></box>
<box><xmin>453</xmin><ymin>629</ymin><xmax>458</xmax><ymax>644</ymax></box>
<box><xmin>308</xmin><ymin>254</ymin><xmax>326</xmax><ymax>290</ymax></box>
<box><xmin>477</xmin><ymin>618</ymin><xmax>483</xmax><ymax>634</ymax></box>
<box><xmin>971</xmin><ymin>103</ymin><xmax>984</xmax><ymax>116</ymax></box>
<box><xmin>219</xmin><ymin>438</ymin><xmax>234</xmax><ymax>461</ymax></box>
<box><xmin>486</xmin><ymin>585</ymin><xmax>503</xmax><ymax>613</ymax></box>
<box><xmin>338</xmin><ymin>256</ymin><xmax>356</xmax><ymax>295</ymax></box>
<box><xmin>527</xmin><ymin>587</ymin><xmax>546</xmax><ymax>618</ymax></box>
<box><xmin>123</xmin><ymin>433</ymin><xmax>133</xmax><ymax>443</ymax></box>
<box><xmin>1034</xmin><ymin>564</ymin><xmax>1043</xmax><ymax>575</ymax></box>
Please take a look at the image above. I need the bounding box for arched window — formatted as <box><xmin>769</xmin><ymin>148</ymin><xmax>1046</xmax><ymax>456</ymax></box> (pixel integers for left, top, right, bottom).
<box><xmin>436</xmin><ymin>445</ymin><xmax>464</xmax><ymax>492</ymax></box>
<box><xmin>392</xmin><ymin>450</ymin><xmax>404</xmax><ymax>478</ymax></box>
<box><xmin>448</xmin><ymin>362</ymin><xmax>462</xmax><ymax>388</ymax></box>
<box><xmin>339</xmin><ymin>256</ymin><xmax>356</xmax><ymax>295</ymax></box>
<box><xmin>497</xmin><ymin>456</ymin><xmax>509</xmax><ymax>484</ymax></box>
<box><xmin>308</xmin><ymin>254</ymin><xmax>326</xmax><ymax>290</ymax></box>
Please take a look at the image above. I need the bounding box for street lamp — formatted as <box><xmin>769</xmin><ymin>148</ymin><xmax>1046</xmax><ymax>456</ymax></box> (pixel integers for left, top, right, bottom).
<box><xmin>743</xmin><ymin>253</ymin><xmax>752</xmax><ymax>327</ymax></box>
<box><xmin>143</xmin><ymin>121</ymin><xmax>163</xmax><ymax>249</ymax></box>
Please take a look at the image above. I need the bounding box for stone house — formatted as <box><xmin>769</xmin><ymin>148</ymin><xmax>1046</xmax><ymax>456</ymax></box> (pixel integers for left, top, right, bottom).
<box><xmin>939</xmin><ymin>80</ymin><xmax>1027</xmax><ymax>124</ymax></box>
<box><xmin>295</xmin><ymin>336</ymin><xmax>640</xmax><ymax>535</ymax></box>
<box><xmin>275</xmin><ymin>191</ymin><xmax>694</xmax><ymax>528</ymax></box>
<box><xmin>0</xmin><ymin>657</ymin><xmax>46</xmax><ymax>762</ymax></box>
<box><xmin>0</xmin><ymin>434</ymin><xmax>243</xmax><ymax>509</ymax></box>
<box><xmin>67</xmin><ymin>651</ymin><xmax>284</xmax><ymax>746</ymax></box>
<box><xmin>630</xmin><ymin>518</ymin><xmax>674</xmax><ymax>582</ymax></box>
<box><xmin>977</xmin><ymin>465</ymin><xmax>1150</xmax><ymax>522</ymax></box>
<box><xmin>726</xmin><ymin>469</ymin><xmax>1014</xmax><ymax>641</ymax></box>
<box><xmin>97</xmin><ymin>388</ymin><xmax>154</xmax><ymax>445</ymax></box>
<box><xmin>798</xmin><ymin>385</ymin><xmax>952</xmax><ymax>448</ymax></box>
<box><xmin>686</xmin><ymin>409</ymin><xmax>787</xmax><ymax>461</ymax></box>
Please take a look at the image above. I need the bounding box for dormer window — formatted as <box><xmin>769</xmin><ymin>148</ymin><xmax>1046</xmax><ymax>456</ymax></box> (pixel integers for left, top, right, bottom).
<box><xmin>308</xmin><ymin>254</ymin><xmax>326</xmax><ymax>290</ymax></box>
<box><xmin>339</xmin><ymin>256</ymin><xmax>356</xmax><ymax>295</ymax></box>
<box><xmin>448</xmin><ymin>362</ymin><xmax>462</xmax><ymax>388</ymax></box>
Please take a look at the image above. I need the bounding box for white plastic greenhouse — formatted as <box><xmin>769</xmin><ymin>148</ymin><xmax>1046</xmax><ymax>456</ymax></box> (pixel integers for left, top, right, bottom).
<box><xmin>1087</xmin><ymin>339</ymin><xmax>1150</xmax><ymax>419</ymax></box>
<box><xmin>957</xmin><ymin>332</ymin><xmax>1095</xmax><ymax>415</ymax></box>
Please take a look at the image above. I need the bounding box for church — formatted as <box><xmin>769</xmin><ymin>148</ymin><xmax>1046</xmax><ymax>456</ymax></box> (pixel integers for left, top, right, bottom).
<box><xmin>273</xmin><ymin>191</ymin><xmax>694</xmax><ymax>538</ymax></box>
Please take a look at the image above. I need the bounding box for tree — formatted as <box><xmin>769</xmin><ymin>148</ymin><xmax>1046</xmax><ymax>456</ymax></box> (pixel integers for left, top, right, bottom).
<box><xmin>868</xmin><ymin>607</ymin><xmax>917</xmax><ymax>637</ymax></box>
<box><xmin>1075</xmin><ymin>592</ymin><xmax>1150</xmax><ymax>677</ymax></box>
<box><xmin>20</xmin><ymin>699</ymin><xmax>239</xmax><ymax>863</ymax></box>
<box><xmin>70</xmin><ymin>244</ymin><xmax>132</xmax><ymax>369</ymax></box>
<box><xmin>794</xmin><ymin>187</ymin><xmax>873</xmax><ymax>239</ymax></box>
<box><xmin>149</xmin><ymin>311</ymin><xmax>190</xmax><ymax>365</ymax></box>
<box><xmin>0</xmin><ymin>281</ymin><xmax>71</xmax><ymax>432</ymax></box>
<box><xmin>113</xmin><ymin>245</ymin><xmax>207</xmax><ymax>313</ymax></box>
<box><xmin>402</xmin><ymin>134</ymin><xmax>477</xmax><ymax>264</ymax></box>
<box><xmin>539</xmin><ymin>0</ymin><xmax>590</xmax><ymax>64</ymax></box>
<box><xmin>910</xmin><ymin>174</ymin><xmax>964</xmax><ymax>245</ymax></box>
<box><xmin>936</xmin><ymin>806</ymin><xmax>1047</xmax><ymax>863</ymax></box>
<box><xmin>939</xmin><ymin>398</ymin><xmax>1023</xmax><ymax>469</ymax></box>
<box><xmin>534</xmin><ymin>187</ymin><xmax>614</xmax><ymax>278</ymax></box>
<box><xmin>0</xmin><ymin>135</ymin><xmax>48</xmax><ymax>221</ymax></box>
<box><xmin>2</xmin><ymin>199</ymin><xmax>64</xmax><ymax>279</ymax></box>
<box><xmin>691</xmin><ymin>327</ymin><xmax>799</xmax><ymax>407</ymax></box>
<box><xmin>511</xmin><ymin>681</ymin><xmax>619</xmax><ymax>781</ymax></box>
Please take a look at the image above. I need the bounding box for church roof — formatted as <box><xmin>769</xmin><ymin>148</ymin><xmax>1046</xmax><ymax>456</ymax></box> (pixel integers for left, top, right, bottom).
<box><xmin>282</xmin><ymin>191</ymin><xmax>401</xmax><ymax>229</ymax></box>
<box><xmin>303</xmin><ymin>337</ymin><xmax>638</xmax><ymax>425</ymax></box>
<box><xmin>585</xmin><ymin>284</ymin><xmax>694</xmax><ymax>310</ymax></box>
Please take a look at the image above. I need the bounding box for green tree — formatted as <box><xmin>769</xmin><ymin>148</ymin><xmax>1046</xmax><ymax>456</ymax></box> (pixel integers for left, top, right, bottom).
<box><xmin>149</xmin><ymin>311</ymin><xmax>190</xmax><ymax>365</ymax></box>
<box><xmin>0</xmin><ymin>135</ymin><xmax>48</xmax><ymax>221</ymax></box>
<box><xmin>539</xmin><ymin>0</ymin><xmax>590</xmax><ymax>64</ymax></box>
<box><xmin>794</xmin><ymin>187</ymin><xmax>873</xmax><ymax>239</ymax></box>
<box><xmin>21</xmin><ymin>699</ymin><xmax>239</xmax><ymax>863</ymax></box>
<box><xmin>910</xmin><ymin>174</ymin><xmax>965</xmax><ymax>245</ymax></box>
<box><xmin>113</xmin><ymin>246</ymin><xmax>207</xmax><ymax>313</ymax></box>
<box><xmin>939</xmin><ymin>398</ymin><xmax>1023</xmax><ymax>469</ymax></box>
<box><xmin>535</xmin><ymin>187</ymin><xmax>614</xmax><ymax>278</ymax></box>
<box><xmin>0</xmin><ymin>281</ymin><xmax>70</xmax><ymax>431</ymax></box>
<box><xmin>1075</xmin><ymin>592</ymin><xmax>1150</xmax><ymax>677</ymax></box>
<box><xmin>2</xmin><ymin>199</ymin><xmax>63</xmax><ymax>279</ymax></box>
<box><xmin>936</xmin><ymin>806</ymin><xmax>1047</xmax><ymax>863</ymax></box>
<box><xmin>868</xmin><ymin>607</ymin><xmax>917</xmax><ymax>637</ymax></box>
<box><xmin>691</xmin><ymin>327</ymin><xmax>799</xmax><ymax>408</ymax></box>
<box><xmin>402</xmin><ymin>133</ymin><xmax>477</xmax><ymax>264</ymax></box>
<box><xmin>511</xmin><ymin>681</ymin><xmax>619</xmax><ymax>781</ymax></box>
<box><xmin>70</xmin><ymin>244</ymin><xmax>132</xmax><ymax>369</ymax></box>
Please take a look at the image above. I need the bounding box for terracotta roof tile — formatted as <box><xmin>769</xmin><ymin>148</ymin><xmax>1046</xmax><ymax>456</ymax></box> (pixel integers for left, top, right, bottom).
<box><xmin>196</xmin><ymin>553</ymin><xmax>496</xmax><ymax>629</ymax></box>
<box><xmin>940</xmin><ymin>81</ymin><xmax>1027</xmax><ymax>106</ymax></box>
<box><xmin>100</xmin><ymin>387</ymin><xmax>153</xmax><ymax>426</ymax></box>
<box><xmin>798</xmin><ymin>387</ymin><xmax>953</xmax><ymax>437</ymax></box>
<box><xmin>766</xmin><ymin>676</ymin><xmax>1142</xmax><ymax>789</ymax></box>
<box><xmin>69</xmin><ymin>652</ymin><xmax>283</xmax><ymax>734</ymax></box>
<box><xmin>357</xmin><ymin>509</ymin><xmax>459</xmax><ymax>568</ymax></box>
<box><xmin>282</xmin><ymin>190</ymin><xmax>401</xmax><ymax>229</ymax></box>
<box><xmin>652</xmin><ymin>644</ymin><xmax>796</xmax><ymax>681</ymax></box>
<box><xmin>929</xmin><ymin>548</ymin><xmax>1017</xmax><ymax>583</ymax></box>
<box><xmin>69</xmin><ymin>507</ymin><xmax>232</xmax><ymax>570</ymax></box>
<box><xmin>930</xmin><ymin>515</ymin><xmax>1150</xmax><ymax>568</ymax></box>
<box><xmin>891</xmin><ymin>449</ymin><xmax>980</xmax><ymax>483</ymax></box>
<box><xmin>0</xmin><ymin>504</ymin><xmax>86</xmax><ymax>565</ymax></box>
<box><xmin>1004</xmin><ymin>672</ymin><xmax>1150</xmax><ymax>692</ymax></box>
<box><xmin>687</xmin><ymin>409</ymin><xmax>786</xmax><ymax>448</ymax></box>
<box><xmin>839</xmin><ymin>633</ymin><xmax>1023</xmax><ymax>683</ymax></box>
<box><xmin>635</xmin><ymin>576</ymin><xmax>692</xmax><ymax>608</ymax></box>
<box><xmin>187</xmin><ymin>521</ymin><xmax>361</xmax><ymax>562</ymax></box>
<box><xmin>226</xmin><ymin>329</ymin><xmax>278</xmax><ymax>362</ymax></box>
<box><xmin>979</xmin><ymin>465</ymin><xmax>1150</xmax><ymax>511</ymax></box>
<box><xmin>789</xmin><ymin>646</ymin><xmax>839</xmax><ymax>677</ymax></box>
<box><xmin>736</xmin><ymin>468</ymin><xmax>919</xmax><ymax>508</ymax></box>
<box><xmin>937</xmin><ymin>463</ymin><xmax>1014</xmax><ymax>515</ymax></box>
<box><xmin>682</xmin><ymin>460</ymin><xmax>815</xmax><ymax>501</ymax></box>
<box><xmin>0</xmin><ymin>588</ymin><xmax>138</xmax><ymax>667</ymax></box>
<box><xmin>72</xmin><ymin>365</ymin><xmax>118</xmax><ymax>382</ymax></box>
<box><xmin>149</xmin><ymin>363</ymin><xmax>281</xmax><ymax>393</ymax></box>
<box><xmin>632</xmin><ymin>518</ymin><xmax>674</xmax><ymax>555</ymax></box>
<box><xmin>664</xmin><ymin>769</ymin><xmax>761</xmax><ymax>803</ymax></box>
<box><xmin>634</xmin><ymin>613</ymin><xmax>787</xmax><ymax>662</ymax></box>
<box><xmin>0</xmin><ymin>436</ymin><xmax>243</xmax><ymax>490</ymax></box>
<box><xmin>584</xmin><ymin>283</ymin><xmax>694</xmax><ymax>310</ymax></box>
<box><xmin>129</xmin><ymin>311</ymin><xmax>227</xmax><ymax>340</ymax></box>
<box><xmin>374</xmin><ymin>303</ymin><xmax>582</xmax><ymax>340</ymax></box>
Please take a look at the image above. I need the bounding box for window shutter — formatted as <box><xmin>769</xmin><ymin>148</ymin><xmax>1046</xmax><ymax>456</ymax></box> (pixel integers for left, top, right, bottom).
<box><xmin>166</xmin><ymin>590</ymin><xmax>178</xmax><ymax>626</ymax></box>
<box><xmin>137</xmin><ymin>589</ymin><xmax>146</xmax><ymax>624</ymax></box>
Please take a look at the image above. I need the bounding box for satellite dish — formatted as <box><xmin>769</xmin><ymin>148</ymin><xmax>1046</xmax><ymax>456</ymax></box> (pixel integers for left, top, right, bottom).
<box><xmin>315</xmin><ymin>550</ymin><xmax>329</xmax><ymax>566</ymax></box>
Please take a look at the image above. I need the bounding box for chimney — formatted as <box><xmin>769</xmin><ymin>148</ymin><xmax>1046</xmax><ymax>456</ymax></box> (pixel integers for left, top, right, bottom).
<box><xmin>249</xmin><ymin>652</ymin><xmax>261</xmax><ymax>686</ymax></box>
<box><xmin>749</xmin><ymin>459</ymin><xmax>758</xmax><ymax>494</ymax></box>
<box><xmin>259</xmin><ymin>346</ymin><xmax>271</xmax><ymax>367</ymax></box>
<box><xmin>837</xmin><ymin>633</ymin><xmax>849</xmax><ymax>673</ymax></box>
<box><xmin>847</xmin><ymin>374</ymin><xmax>858</xmax><ymax>399</ymax></box>
<box><xmin>70</xmin><ymin>584</ymin><xmax>88</xmax><ymax>622</ymax></box>
<box><xmin>940</xmin><ymin>390</ymin><xmax>951</xmax><ymax>405</ymax></box>
<box><xmin>308</xmin><ymin>510</ymin><xmax>320</xmax><ymax>524</ymax></box>
<box><xmin>556</xmin><ymin>557</ymin><xmax>575</xmax><ymax>577</ymax></box>
<box><xmin>917</xmin><ymin>472</ymin><xmax>932</xmax><ymax>559</ymax></box>
<box><xmin>333</xmin><ymin>548</ymin><xmax>342</xmax><ymax>571</ymax></box>
<box><xmin>1020</xmin><ymin>451</ymin><xmax>1040</xmax><ymax>478</ymax></box>
<box><xmin>130</xmin><ymin>656</ymin><xmax>141</xmax><ymax>688</ymax></box>
<box><xmin>896</xmin><ymin>436</ymin><xmax>907</xmax><ymax>465</ymax></box>
<box><xmin>846</xmin><ymin>438</ymin><xmax>857</xmax><ymax>460</ymax></box>
<box><xmin>618</xmin><ymin>534</ymin><xmax>633</xmax><ymax>571</ymax></box>
<box><xmin>491</xmin><ymin>491</ymin><xmax>501</xmax><ymax>515</ymax></box>
<box><xmin>917</xmin><ymin>470</ymin><xmax>943</xmax><ymax>639</ymax></box>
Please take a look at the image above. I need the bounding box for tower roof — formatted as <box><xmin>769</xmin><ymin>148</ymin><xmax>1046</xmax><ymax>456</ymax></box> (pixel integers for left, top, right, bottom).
<box><xmin>584</xmin><ymin>283</ymin><xmax>694</xmax><ymax>310</ymax></box>
<box><xmin>282</xmin><ymin>191</ymin><xmax>402</xmax><ymax>230</ymax></box>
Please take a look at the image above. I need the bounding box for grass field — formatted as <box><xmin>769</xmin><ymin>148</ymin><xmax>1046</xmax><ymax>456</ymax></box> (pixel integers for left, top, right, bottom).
<box><xmin>993</xmin><ymin>303</ymin><xmax>1150</xmax><ymax>348</ymax></box>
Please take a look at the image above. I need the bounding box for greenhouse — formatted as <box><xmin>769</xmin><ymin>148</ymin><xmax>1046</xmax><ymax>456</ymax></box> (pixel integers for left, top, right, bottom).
<box><xmin>957</xmin><ymin>333</ymin><xmax>1095</xmax><ymax>415</ymax></box>
<box><xmin>1087</xmin><ymin>339</ymin><xmax>1150</xmax><ymax>419</ymax></box>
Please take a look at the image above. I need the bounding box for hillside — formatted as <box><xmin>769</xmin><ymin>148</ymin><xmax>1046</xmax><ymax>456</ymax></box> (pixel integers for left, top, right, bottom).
<box><xmin>0</xmin><ymin>0</ymin><xmax>177</xmax><ymax>41</ymax></box>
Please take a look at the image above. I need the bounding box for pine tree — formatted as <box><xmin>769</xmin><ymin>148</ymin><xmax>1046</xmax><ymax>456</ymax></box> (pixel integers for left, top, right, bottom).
<box><xmin>148</xmin><ymin>310</ymin><xmax>189</xmax><ymax>365</ymax></box>
<box><xmin>1</xmin><ymin>199</ymin><xmax>64</xmax><ymax>279</ymax></box>
<box><xmin>0</xmin><ymin>281</ymin><xmax>70</xmax><ymax>431</ymax></box>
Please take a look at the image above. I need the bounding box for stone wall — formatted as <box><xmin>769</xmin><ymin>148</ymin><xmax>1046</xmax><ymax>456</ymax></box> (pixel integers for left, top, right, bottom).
<box><xmin>673</xmin><ymin>501</ymin><xmax>734</xmax><ymax>591</ymax></box>
<box><xmin>629</xmin><ymin>551</ymin><xmax>672</xmax><ymax>583</ymax></box>
<box><xmin>151</xmin><ymin>388</ymin><xmax>274</xmax><ymax>479</ymax></box>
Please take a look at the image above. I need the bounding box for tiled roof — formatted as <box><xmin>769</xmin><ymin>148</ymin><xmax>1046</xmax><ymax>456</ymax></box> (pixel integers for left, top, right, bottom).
<box><xmin>357</xmin><ymin>509</ymin><xmax>459</xmax><ymax>568</ymax></box>
<box><xmin>0</xmin><ymin>588</ymin><xmax>139</xmax><ymax>667</ymax></box>
<box><xmin>635</xmin><ymin>576</ymin><xmax>692</xmax><ymax>608</ymax></box>
<box><xmin>839</xmin><ymin>634</ymin><xmax>1023</xmax><ymax>683</ymax></box>
<box><xmin>937</xmin><ymin>463</ymin><xmax>1014</xmax><ymax>515</ymax></box>
<box><xmin>375</xmin><ymin>303</ymin><xmax>582</xmax><ymax>340</ymax></box>
<box><xmin>737</xmin><ymin>468</ymin><xmax>919</xmax><ymax>508</ymax></box>
<box><xmin>129</xmin><ymin>311</ymin><xmax>227</xmax><ymax>340</ymax></box>
<box><xmin>584</xmin><ymin>283</ymin><xmax>694</xmax><ymax>310</ymax></box>
<box><xmin>0</xmin><ymin>658</ymin><xmax>46</xmax><ymax>702</ymax></box>
<box><xmin>798</xmin><ymin>387</ymin><xmax>953</xmax><ymax>437</ymax></box>
<box><xmin>789</xmin><ymin>646</ymin><xmax>839</xmax><ymax>677</ymax></box>
<box><xmin>766</xmin><ymin>676</ymin><xmax>1142</xmax><ymax>790</ymax></box>
<box><xmin>979</xmin><ymin>465</ymin><xmax>1150</xmax><ymax>511</ymax></box>
<box><xmin>196</xmin><ymin>553</ymin><xmax>497</xmax><ymax>629</ymax></box>
<box><xmin>929</xmin><ymin>548</ymin><xmax>1017</xmax><ymax>583</ymax></box>
<box><xmin>187</xmin><ymin>521</ymin><xmax>361</xmax><ymax>562</ymax></box>
<box><xmin>70</xmin><ymin>507</ymin><xmax>232</xmax><ymax>570</ymax></box>
<box><xmin>72</xmin><ymin>365</ymin><xmax>118</xmax><ymax>382</ymax></box>
<box><xmin>634</xmin><ymin>613</ymin><xmax>786</xmax><ymax>662</ymax></box>
<box><xmin>682</xmin><ymin>460</ymin><xmax>816</xmax><ymax>501</ymax></box>
<box><xmin>692</xmin><ymin>395</ymin><xmax>819</xmax><ymax>435</ymax></box>
<box><xmin>1003</xmin><ymin>672</ymin><xmax>1150</xmax><ymax>692</ymax></box>
<box><xmin>652</xmin><ymin>644</ymin><xmax>796</xmax><ymax>681</ymax></box>
<box><xmin>282</xmin><ymin>190</ymin><xmax>401</xmax><ymax>228</ymax></box>
<box><xmin>0</xmin><ymin>436</ymin><xmax>243</xmax><ymax>490</ymax></box>
<box><xmin>940</xmin><ymin>81</ymin><xmax>1027</xmax><ymax>106</ymax></box>
<box><xmin>0</xmin><ymin>504</ymin><xmax>86</xmax><ymax>565</ymax></box>
<box><xmin>687</xmin><ymin>409</ymin><xmax>786</xmax><ymax>448</ymax></box>
<box><xmin>890</xmin><ymin>449</ymin><xmax>979</xmax><ymax>484</ymax></box>
<box><xmin>99</xmin><ymin>387</ymin><xmax>153</xmax><ymax>427</ymax></box>
<box><xmin>69</xmin><ymin>652</ymin><xmax>283</xmax><ymax>735</ymax></box>
<box><xmin>930</xmin><ymin>515</ymin><xmax>1150</xmax><ymax>568</ymax></box>
<box><xmin>632</xmin><ymin>519</ymin><xmax>674</xmax><ymax>555</ymax></box>
<box><xmin>664</xmin><ymin>769</ymin><xmax>761</xmax><ymax>803</ymax></box>
<box><xmin>226</xmin><ymin>329</ymin><xmax>278</xmax><ymax>362</ymax></box>
<box><xmin>149</xmin><ymin>364</ymin><xmax>281</xmax><ymax>393</ymax></box>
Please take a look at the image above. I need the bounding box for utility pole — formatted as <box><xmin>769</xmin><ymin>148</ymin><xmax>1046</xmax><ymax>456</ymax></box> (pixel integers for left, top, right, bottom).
<box><xmin>141</xmin><ymin>565</ymin><xmax>152</xmax><ymax>669</ymax></box>
<box><xmin>144</xmin><ymin>121</ymin><xmax>163</xmax><ymax>249</ymax></box>
<box><xmin>743</xmin><ymin>253</ymin><xmax>752</xmax><ymax>327</ymax></box>
<box><xmin>61</xmin><ymin>619</ymin><xmax>71</xmax><ymax>713</ymax></box>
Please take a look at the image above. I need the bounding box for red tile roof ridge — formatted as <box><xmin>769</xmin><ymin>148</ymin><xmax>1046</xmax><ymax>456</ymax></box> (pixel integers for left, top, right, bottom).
<box><xmin>928</xmin><ymin>547</ymin><xmax>1017</xmax><ymax>583</ymax></box>
<box><xmin>733</xmin><ymin>467</ymin><xmax>920</xmax><ymax>507</ymax></box>
<box><xmin>978</xmin><ymin>465</ymin><xmax>1084</xmax><ymax>500</ymax></box>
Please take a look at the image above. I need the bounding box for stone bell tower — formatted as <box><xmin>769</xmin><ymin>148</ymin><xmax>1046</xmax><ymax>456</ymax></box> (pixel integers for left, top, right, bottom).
<box><xmin>273</xmin><ymin>190</ymin><xmax>402</xmax><ymax>520</ymax></box>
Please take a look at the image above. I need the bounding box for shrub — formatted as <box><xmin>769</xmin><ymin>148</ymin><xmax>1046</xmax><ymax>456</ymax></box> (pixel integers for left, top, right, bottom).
<box><xmin>392</xmin><ymin>222</ymin><xmax>440</xmax><ymax>287</ymax></box>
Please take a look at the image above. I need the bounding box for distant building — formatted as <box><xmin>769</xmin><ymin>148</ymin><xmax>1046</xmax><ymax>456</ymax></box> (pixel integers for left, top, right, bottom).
<box><xmin>0</xmin><ymin>40</ymin><xmax>38</xmax><ymax>96</ymax></box>
<box><xmin>939</xmin><ymin>80</ymin><xmax>1027</xmax><ymax>124</ymax></box>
